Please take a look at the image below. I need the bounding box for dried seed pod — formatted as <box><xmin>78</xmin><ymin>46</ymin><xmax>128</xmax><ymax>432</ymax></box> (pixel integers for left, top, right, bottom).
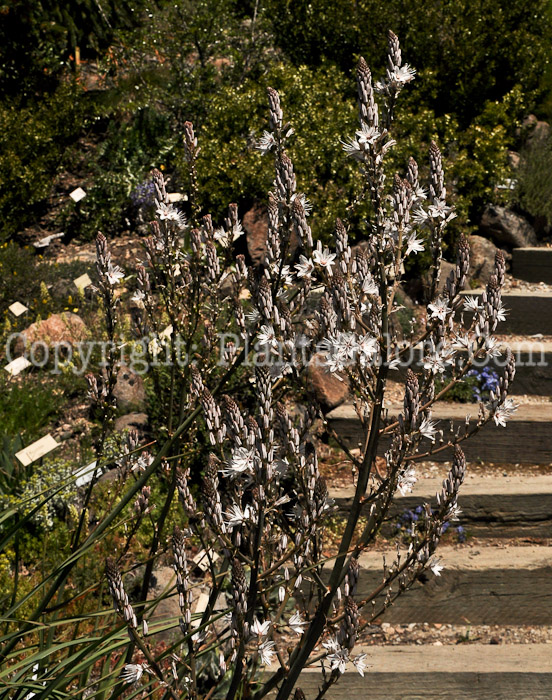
<box><xmin>429</xmin><ymin>141</ymin><xmax>444</xmax><ymax>202</ymax></box>
<box><xmin>151</xmin><ymin>168</ymin><xmax>168</xmax><ymax>204</ymax></box>
<box><xmin>106</xmin><ymin>558</ymin><xmax>137</xmax><ymax>629</ymax></box>
<box><xmin>276</xmin><ymin>153</ymin><xmax>297</xmax><ymax>200</ymax></box>
<box><xmin>291</xmin><ymin>197</ymin><xmax>313</xmax><ymax>249</ymax></box>
<box><xmin>403</xmin><ymin>369</ymin><xmax>420</xmax><ymax>429</ymax></box>
<box><xmin>176</xmin><ymin>467</ymin><xmax>196</xmax><ymax>516</ymax></box>
<box><xmin>267</xmin><ymin>87</ymin><xmax>283</xmax><ymax>131</ymax></box>
<box><xmin>356</xmin><ymin>56</ymin><xmax>379</xmax><ymax>129</ymax></box>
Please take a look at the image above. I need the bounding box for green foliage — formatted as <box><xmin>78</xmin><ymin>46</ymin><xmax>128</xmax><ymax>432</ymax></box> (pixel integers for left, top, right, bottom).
<box><xmin>0</xmin><ymin>82</ymin><xmax>87</xmax><ymax>242</ymax></box>
<box><xmin>60</xmin><ymin>106</ymin><xmax>175</xmax><ymax>240</ymax></box>
<box><xmin>0</xmin><ymin>375</ymin><xmax>65</xmax><ymax>445</ymax></box>
<box><xmin>196</xmin><ymin>61</ymin><xmax>360</xmax><ymax>236</ymax></box>
<box><xmin>0</xmin><ymin>0</ymin><xmax>157</xmax><ymax>100</ymax></box>
<box><xmin>514</xmin><ymin>132</ymin><xmax>552</xmax><ymax>225</ymax></box>
<box><xmin>435</xmin><ymin>372</ymin><xmax>479</xmax><ymax>403</ymax></box>
<box><xmin>0</xmin><ymin>457</ymin><xmax>76</xmax><ymax>529</ymax></box>
<box><xmin>1</xmin><ymin>0</ymin><xmax>549</xmax><ymax>244</ymax></box>
<box><xmin>0</xmin><ymin>242</ymin><xmax>94</xmax><ymax>349</ymax></box>
<box><xmin>265</xmin><ymin>0</ymin><xmax>551</xmax><ymax>125</ymax></box>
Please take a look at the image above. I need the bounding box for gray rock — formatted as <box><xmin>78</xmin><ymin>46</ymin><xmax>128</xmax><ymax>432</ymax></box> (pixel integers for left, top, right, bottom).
<box><xmin>479</xmin><ymin>205</ymin><xmax>537</xmax><ymax>249</ymax></box>
<box><xmin>437</xmin><ymin>261</ymin><xmax>457</xmax><ymax>295</ymax></box>
<box><xmin>113</xmin><ymin>366</ymin><xmax>147</xmax><ymax>411</ymax></box>
<box><xmin>114</xmin><ymin>412</ymin><xmax>148</xmax><ymax>433</ymax></box>
<box><xmin>508</xmin><ymin>151</ymin><xmax>520</xmax><ymax>169</ymax></box>
<box><xmin>527</xmin><ymin>120</ymin><xmax>550</xmax><ymax>146</ymax></box>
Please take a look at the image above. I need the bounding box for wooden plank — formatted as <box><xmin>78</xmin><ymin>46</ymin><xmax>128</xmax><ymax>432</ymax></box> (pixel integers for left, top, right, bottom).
<box><xmin>332</xmin><ymin>475</ymin><xmax>552</xmax><ymax>537</ymax></box>
<box><xmin>348</xmin><ymin>547</ymin><xmax>552</xmax><ymax>625</ymax></box>
<box><xmin>270</xmin><ymin>645</ymin><xmax>552</xmax><ymax>699</ymax></box>
<box><xmin>327</xmin><ymin>402</ymin><xmax>552</xmax><ymax>464</ymax></box>
<box><xmin>513</xmin><ymin>247</ymin><xmax>552</xmax><ymax>284</ymax></box>
<box><xmin>459</xmin><ymin>290</ymin><xmax>552</xmax><ymax>335</ymax></box>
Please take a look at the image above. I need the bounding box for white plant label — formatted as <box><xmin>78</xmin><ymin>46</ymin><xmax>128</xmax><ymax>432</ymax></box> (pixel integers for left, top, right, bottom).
<box><xmin>8</xmin><ymin>301</ymin><xmax>28</xmax><ymax>316</ymax></box>
<box><xmin>74</xmin><ymin>273</ymin><xmax>92</xmax><ymax>291</ymax></box>
<box><xmin>5</xmin><ymin>356</ymin><xmax>31</xmax><ymax>377</ymax></box>
<box><xmin>70</xmin><ymin>187</ymin><xmax>87</xmax><ymax>202</ymax></box>
<box><xmin>16</xmin><ymin>434</ymin><xmax>60</xmax><ymax>467</ymax></box>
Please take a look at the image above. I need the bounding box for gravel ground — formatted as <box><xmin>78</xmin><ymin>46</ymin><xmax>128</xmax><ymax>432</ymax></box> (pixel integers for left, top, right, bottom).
<box><xmin>501</xmin><ymin>272</ymin><xmax>552</xmax><ymax>294</ymax></box>
<box><xmin>357</xmin><ymin>622</ymin><xmax>552</xmax><ymax>646</ymax></box>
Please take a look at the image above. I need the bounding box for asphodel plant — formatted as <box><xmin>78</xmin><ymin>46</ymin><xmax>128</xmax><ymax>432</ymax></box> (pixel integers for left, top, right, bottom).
<box><xmin>3</xmin><ymin>31</ymin><xmax>516</xmax><ymax>700</ymax></box>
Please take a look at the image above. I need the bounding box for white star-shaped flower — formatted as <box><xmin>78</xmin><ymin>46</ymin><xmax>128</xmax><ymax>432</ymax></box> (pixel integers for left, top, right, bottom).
<box><xmin>397</xmin><ymin>467</ymin><xmax>417</xmax><ymax>496</ymax></box>
<box><xmin>313</xmin><ymin>244</ymin><xmax>337</xmax><ymax>274</ymax></box>
<box><xmin>288</xmin><ymin>611</ymin><xmax>307</xmax><ymax>635</ymax></box>
<box><xmin>429</xmin><ymin>556</ymin><xmax>444</xmax><ymax>577</ymax></box>
<box><xmin>295</xmin><ymin>255</ymin><xmax>315</xmax><ymax>279</ymax></box>
<box><xmin>428</xmin><ymin>297</ymin><xmax>452</xmax><ymax>322</ymax></box>
<box><xmin>419</xmin><ymin>416</ymin><xmax>437</xmax><ymax>442</ymax></box>
<box><xmin>258</xmin><ymin>640</ymin><xmax>276</xmax><ymax>666</ymax></box>
<box><xmin>106</xmin><ymin>264</ymin><xmax>125</xmax><ymax>285</ymax></box>
<box><xmin>256</xmin><ymin>130</ymin><xmax>276</xmax><ymax>155</ymax></box>
<box><xmin>251</xmin><ymin>618</ymin><xmax>271</xmax><ymax>638</ymax></box>
<box><xmin>405</xmin><ymin>233</ymin><xmax>424</xmax><ymax>256</ymax></box>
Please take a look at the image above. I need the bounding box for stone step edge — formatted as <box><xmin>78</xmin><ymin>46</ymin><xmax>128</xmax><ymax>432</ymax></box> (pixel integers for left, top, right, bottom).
<box><xmin>267</xmin><ymin>643</ymin><xmax>551</xmax><ymax>675</ymax></box>
<box><xmin>460</xmin><ymin>289</ymin><xmax>552</xmax><ymax>298</ymax></box>
<box><xmin>327</xmin><ymin>401</ymin><xmax>552</xmax><ymax>423</ymax></box>
<box><xmin>355</xmin><ymin>545</ymin><xmax>552</xmax><ymax>571</ymax></box>
<box><xmin>332</xmin><ymin>475</ymin><xmax>552</xmax><ymax>502</ymax></box>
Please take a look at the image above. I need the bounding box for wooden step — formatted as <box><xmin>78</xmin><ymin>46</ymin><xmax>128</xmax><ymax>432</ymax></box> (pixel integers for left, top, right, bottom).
<box><xmin>394</xmin><ymin>340</ymin><xmax>552</xmax><ymax>396</ymax></box>
<box><xmin>332</xmin><ymin>475</ymin><xmax>552</xmax><ymax>538</ymax></box>
<box><xmin>271</xmin><ymin>644</ymin><xmax>552</xmax><ymax>699</ymax></box>
<box><xmin>459</xmin><ymin>289</ymin><xmax>552</xmax><ymax>335</ymax></box>
<box><xmin>513</xmin><ymin>247</ymin><xmax>552</xmax><ymax>284</ymax></box>
<box><xmin>348</xmin><ymin>546</ymin><xmax>552</xmax><ymax>625</ymax></box>
<box><xmin>327</xmin><ymin>402</ymin><xmax>552</xmax><ymax>464</ymax></box>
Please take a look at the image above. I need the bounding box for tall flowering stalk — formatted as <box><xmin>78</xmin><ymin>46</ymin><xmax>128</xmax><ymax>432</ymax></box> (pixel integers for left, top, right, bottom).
<box><xmin>87</xmin><ymin>32</ymin><xmax>516</xmax><ymax>700</ymax></box>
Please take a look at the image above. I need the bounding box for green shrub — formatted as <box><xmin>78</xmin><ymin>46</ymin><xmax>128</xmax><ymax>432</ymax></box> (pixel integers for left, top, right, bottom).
<box><xmin>0</xmin><ymin>82</ymin><xmax>87</xmax><ymax>242</ymax></box>
<box><xmin>513</xmin><ymin>133</ymin><xmax>552</xmax><ymax>226</ymax></box>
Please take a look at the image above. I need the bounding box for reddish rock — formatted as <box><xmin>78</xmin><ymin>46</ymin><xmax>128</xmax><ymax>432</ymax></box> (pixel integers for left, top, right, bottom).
<box><xmin>307</xmin><ymin>353</ymin><xmax>349</xmax><ymax>412</ymax></box>
<box><xmin>15</xmin><ymin>312</ymin><xmax>87</xmax><ymax>355</ymax></box>
<box><xmin>243</xmin><ymin>201</ymin><xmax>301</xmax><ymax>265</ymax></box>
<box><xmin>469</xmin><ymin>235</ymin><xmax>504</xmax><ymax>284</ymax></box>
<box><xmin>243</xmin><ymin>203</ymin><xmax>268</xmax><ymax>265</ymax></box>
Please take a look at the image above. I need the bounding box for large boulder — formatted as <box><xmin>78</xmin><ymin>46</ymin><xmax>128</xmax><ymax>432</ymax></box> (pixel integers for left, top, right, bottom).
<box><xmin>479</xmin><ymin>205</ymin><xmax>537</xmax><ymax>249</ymax></box>
<box><xmin>243</xmin><ymin>203</ymin><xmax>268</xmax><ymax>265</ymax></box>
<box><xmin>527</xmin><ymin>120</ymin><xmax>550</xmax><ymax>146</ymax></box>
<box><xmin>469</xmin><ymin>235</ymin><xmax>503</xmax><ymax>284</ymax></box>
<box><xmin>114</xmin><ymin>412</ymin><xmax>149</xmax><ymax>433</ymax></box>
<box><xmin>307</xmin><ymin>353</ymin><xmax>349</xmax><ymax>413</ymax></box>
<box><xmin>14</xmin><ymin>312</ymin><xmax>87</xmax><ymax>356</ymax></box>
<box><xmin>436</xmin><ymin>261</ymin><xmax>457</xmax><ymax>295</ymax></box>
<box><xmin>113</xmin><ymin>366</ymin><xmax>147</xmax><ymax>411</ymax></box>
<box><xmin>243</xmin><ymin>201</ymin><xmax>301</xmax><ymax>265</ymax></box>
